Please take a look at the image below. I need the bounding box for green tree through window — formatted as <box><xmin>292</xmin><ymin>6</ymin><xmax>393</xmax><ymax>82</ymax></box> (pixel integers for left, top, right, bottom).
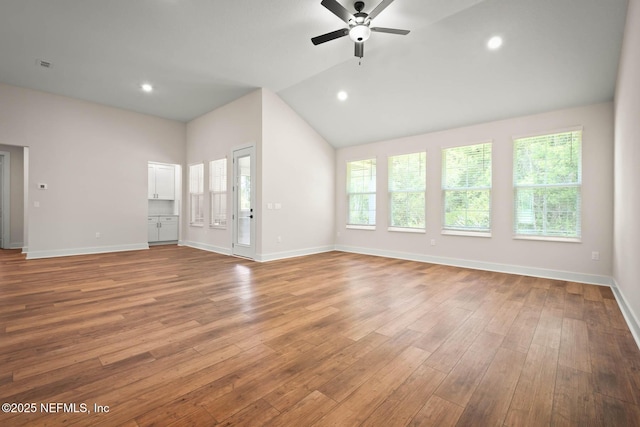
<box><xmin>514</xmin><ymin>130</ymin><xmax>582</xmax><ymax>238</ymax></box>
<box><xmin>347</xmin><ymin>159</ymin><xmax>376</xmax><ymax>226</ymax></box>
<box><xmin>388</xmin><ymin>152</ymin><xmax>426</xmax><ymax>229</ymax></box>
<box><xmin>442</xmin><ymin>142</ymin><xmax>492</xmax><ymax>233</ymax></box>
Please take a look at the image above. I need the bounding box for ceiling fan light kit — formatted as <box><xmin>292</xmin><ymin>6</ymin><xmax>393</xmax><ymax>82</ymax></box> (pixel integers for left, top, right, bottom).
<box><xmin>311</xmin><ymin>0</ymin><xmax>410</xmax><ymax>59</ymax></box>
<box><xmin>349</xmin><ymin>25</ymin><xmax>371</xmax><ymax>42</ymax></box>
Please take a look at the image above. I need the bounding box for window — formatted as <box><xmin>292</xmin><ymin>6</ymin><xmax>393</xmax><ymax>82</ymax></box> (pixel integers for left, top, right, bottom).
<box><xmin>189</xmin><ymin>163</ymin><xmax>204</xmax><ymax>226</ymax></box>
<box><xmin>513</xmin><ymin>129</ymin><xmax>582</xmax><ymax>239</ymax></box>
<box><xmin>347</xmin><ymin>158</ymin><xmax>376</xmax><ymax>227</ymax></box>
<box><xmin>209</xmin><ymin>158</ymin><xmax>227</xmax><ymax>228</ymax></box>
<box><xmin>388</xmin><ymin>152</ymin><xmax>426</xmax><ymax>230</ymax></box>
<box><xmin>442</xmin><ymin>142</ymin><xmax>492</xmax><ymax>234</ymax></box>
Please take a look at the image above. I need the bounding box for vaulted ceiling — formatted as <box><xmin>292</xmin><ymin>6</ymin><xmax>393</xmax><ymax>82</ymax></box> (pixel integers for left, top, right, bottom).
<box><xmin>0</xmin><ymin>0</ymin><xmax>629</xmax><ymax>147</ymax></box>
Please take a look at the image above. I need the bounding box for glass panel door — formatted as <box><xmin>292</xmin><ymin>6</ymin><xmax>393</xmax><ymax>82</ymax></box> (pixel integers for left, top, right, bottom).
<box><xmin>232</xmin><ymin>146</ymin><xmax>255</xmax><ymax>259</ymax></box>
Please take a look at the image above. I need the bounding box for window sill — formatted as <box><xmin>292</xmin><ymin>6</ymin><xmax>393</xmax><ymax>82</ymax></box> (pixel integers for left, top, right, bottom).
<box><xmin>190</xmin><ymin>223</ymin><xmax>204</xmax><ymax>228</ymax></box>
<box><xmin>388</xmin><ymin>227</ymin><xmax>426</xmax><ymax>234</ymax></box>
<box><xmin>441</xmin><ymin>230</ymin><xmax>492</xmax><ymax>238</ymax></box>
<box><xmin>209</xmin><ymin>225</ymin><xmax>227</xmax><ymax>230</ymax></box>
<box><xmin>513</xmin><ymin>235</ymin><xmax>581</xmax><ymax>243</ymax></box>
<box><xmin>346</xmin><ymin>225</ymin><xmax>376</xmax><ymax>231</ymax></box>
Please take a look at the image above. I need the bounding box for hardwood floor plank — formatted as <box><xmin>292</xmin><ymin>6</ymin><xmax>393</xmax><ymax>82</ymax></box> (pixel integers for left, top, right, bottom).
<box><xmin>262</xmin><ymin>333</ymin><xmax>387</xmax><ymax>412</ymax></box>
<box><xmin>563</xmin><ymin>292</ymin><xmax>585</xmax><ymax>320</ymax></box>
<box><xmin>552</xmin><ymin>365</ymin><xmax>597</xmax><ymax>425</ymax></box>
<box><xmin>313</xmin><ymin>345</ymin><xmax>430</xmax><ymax>426</ymax></box>
<box><xmin>504</xmin><ymin>344</ymin><xmax>558</xmax><ymax>426</ymax></box>
<box><xmin>318</xmin><ymin>329</ymin><xmax>422</xmax><ymax>402</ymax></box>
<box><xmin>485</xmin><ymin>299</ymin><xmax>524</xmax><ymax>336</ymax></box>
<box><xmin>434</xmin><ymin>331</ymin><xmax>504</xmax><ymax>407</ymax></box>
<box><xmin>594</xmin><ymin>393</ymin><xmax>640</xmax><ymax>426</ymax></box>
<box><xmin>558</xmin><ymin>318</ymin><xmax>592</xmax><ymax>373</ymax></box>
<box><xmin>588</xmin><ymin>329</ymin><xmax>636</xmax><ymax>404</ymax></box>
<box><xmin>605</xmin><ymin>298</ymin><xmax>630</xmax><ymax>332</ymax></box>
<box><xmin>214</xmin><ymin>399</ymin><xmax>280</xmax><ymax>427</ymax></box>
<box><xmin>423</xmin><ymin>315</ymin><xmax>491</xmax><ymax>373</ymax></box>
<box><xmin>531</xmin><ymin>306</ymin><xmax>564</xmax><ymax>350</ymax></box>
<box><xmin>166</xmin><ymin>406</ymin><xmax>217</xmax><ymax>427</ymax></box>
<box><xmin>409</xmin><ymin>395</ymin><xmax>464</xmax><ymax>427</ymax></box>
<box><xmin>360</xmin><ymin>364</ymin><xmax>446</xmax><ymax>427</ymax></box>
<box><xmin>264</xmin><ymin>390</ymin><xmax>336</xmax><ymax>427</ymax></box>
<box><xmin>501</xmin><ymin>305</ymin><xmax>542</xmax><ymax>353</ymax></box>
<box><xmin>455</xmin><ymin>347</ymin><xmax>527</xmax><ymax>426</ymax></box>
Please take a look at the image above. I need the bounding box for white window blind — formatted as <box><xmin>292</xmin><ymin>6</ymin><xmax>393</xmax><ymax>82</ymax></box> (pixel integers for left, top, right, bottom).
<box><xmin>209</xmin><ymin>158</ymin><xmax>227</xmax><ymax>228</ymax></box>
<box><xmin>189</xmin><ymin>163</ymin><xmax>204</xmax><ymax>225</ymax></box>
<box><xmin>388</xmin><ymin>152</ymin><xmax>426</xmax><ymax>229</ymax></box>
<box><xmin>442</xmin><ymin>142</ymin><xmax>492</xmax><ymax>233</ymax></box>
<box><xmin>513</xmin><ymin>130</ymin><xmax>582</xmax><ymax>239</ymax></box>
<box><xmin>347</xmin><ymin>158</ymin><xmax>376</xmax><ymax>226</ymax></box>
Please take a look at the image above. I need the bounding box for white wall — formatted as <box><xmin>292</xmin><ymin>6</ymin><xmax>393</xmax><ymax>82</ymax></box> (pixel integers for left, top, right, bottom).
<box><xmin>336</xmin><ymin>103</ymin><xmax>614</xmax><ymax>284</ymax></box>
<box><xmin>184</xmin><ymin>89</ymin><xmax>336</xmax><ymax>261</ymax></box>
<box><xmin>261</xmin><ymin>89</ymin><xmax>335</xmax><ymax>260</ymax></box>
<box><xmin>183</xmin><ymin>89</ymin><xmax>263</xmax><ymax>254</ymax></box>
<box><xmin>614</xmin><ymin>0</ymin><xmax>640</xmax><ymax>339</ymax></box>
<box><xmin>0</xmin><ymin>143</ymin><xmax>24</xmax><ymax>248</ymax></box>
<box><xmin>0</xmin><ymin>83</ymin><xmax>186</xmax><ymax>258</ymax></box>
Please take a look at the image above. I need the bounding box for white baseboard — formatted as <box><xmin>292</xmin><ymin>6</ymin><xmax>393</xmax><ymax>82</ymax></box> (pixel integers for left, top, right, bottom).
<box><xmin>610</xmin><ymin>279</ymin><xmax>640</xmax><ymax>349</ymax></box>
<box><xmin>8</xmin><ymin>241</ymin><xmax>24</xmax><ymax>250</ymax></box>
<box><xmin>256</xmin><ymin>246</ymin><xmax>335</xmax><ymax>262</ymax></box>
<box><xmin>25</xmin><ymin>243</ymin><xmax>149</xmax><ymax>259</ymax></box>
<box><xmin>179</xmin><ymin>240</ymin><xmax>232</xmax><ymax>256</ymax></box>
<box><xmin>335</xmin><ymin>245</ymin><xmax>613</xmax><ymax>286</ymax></box>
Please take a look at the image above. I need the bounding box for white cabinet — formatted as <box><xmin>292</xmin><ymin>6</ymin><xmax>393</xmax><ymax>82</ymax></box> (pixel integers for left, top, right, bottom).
<box><xmin>148</xmin><ymin>216</ymin><xmax>178</xmax><ymax>242</ymax></box>
<box><xmin>148</xmin><ymin>164</ymin><xmax>175</xmax><ymax>200</ymax></box>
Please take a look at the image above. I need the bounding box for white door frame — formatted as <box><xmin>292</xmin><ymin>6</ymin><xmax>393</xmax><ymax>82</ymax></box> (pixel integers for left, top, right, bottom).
<box><xmin>232</xmin><ymin>146</ymin><xmax>256</xmax><ymax>259</ymax></box>
<box><xmin>0</xmin><ymin>151</ymin><xmax>11</xmax><ymax>249</ymax></box>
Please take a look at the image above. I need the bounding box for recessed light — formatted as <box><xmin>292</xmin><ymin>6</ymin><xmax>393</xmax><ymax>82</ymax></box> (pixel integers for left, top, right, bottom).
<box><xmin>487</xmin><ymin>36</ymin><xmax>503</xmax><ymax>50</ymax></box>
<box><xmin>337</xmin><ymin>91</ymin><xmax>348</xmax><ymax>101</ymax></box>
<box><xmin>141</xmin><ymin>83</ymin><xmax>153</xmax><ymax>93</ymax></box>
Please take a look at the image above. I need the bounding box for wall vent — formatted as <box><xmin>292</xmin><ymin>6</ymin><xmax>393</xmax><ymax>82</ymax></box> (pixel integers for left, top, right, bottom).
<box><xmin>36</xmin><ymin>59</ymin><xmax>53</xmax><ymax>69</ymax></box>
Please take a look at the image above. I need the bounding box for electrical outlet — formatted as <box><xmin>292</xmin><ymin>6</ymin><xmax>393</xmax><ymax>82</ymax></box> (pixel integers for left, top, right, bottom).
<box><xmin>277</xmin><ymin>236</ymin><xmax>282</xmax><ymax>243</ymax></box>
<box><xmin>591</xmin><ymin>251</ymin><xmax>600</xmax><ymax>261</ymax></box>
<box><xmin>96</xmin><ymin>232</ymin><xmax>101</xmax><ymax>239</ymax></box>
<box><xmin>430</xmin><ymin>239</ymin><xmax>436</xmax><ymax>246</ymax></box>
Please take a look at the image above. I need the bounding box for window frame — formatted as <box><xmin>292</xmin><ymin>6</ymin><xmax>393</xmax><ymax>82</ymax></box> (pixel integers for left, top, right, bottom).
<box><xmin>209</xmin><ymin>158</ymin><xmax>227</xmax><ymax>229</ymax></box>
<box><xmin>441</xmin><ymin>141</ymin><xmax>493</xmax><ymax>236</ymax></box>
<box><xmin>346</xmin><ymin>158</ymin><xmax>377</xmax><ymax>230</ymax></box>
<box><xmin>387</xmin><ymin>151</ymin><xmax>426</xmax><ymax>232</ymax></box>
<box><xmin>188</xmin><ymin>162</ymin><xmax>204</xmax><ymax>227</ymax></box>
<box><xmin>512</xmin><ymin>128</ymin><xmax>582</xmax><ymax>242</ymax></box>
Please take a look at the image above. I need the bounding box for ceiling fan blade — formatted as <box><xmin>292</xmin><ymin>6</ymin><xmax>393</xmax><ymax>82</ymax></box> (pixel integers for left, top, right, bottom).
<box><xmin>370</xmin><ymin>27</ymin><xmax>410</xmax><ymax>35</ymax></box>
<box><xmin>355</xmin><ymin>42</ymin><xmax>364</xmax><ymax>58</ymax></box>
<box><xmin>368</xmin><ymin>0</ymin><xmax>396</xmax><ymax>20</ymax></box>
<box><xmin>311</xmin><ymin>28</ymin><xmax>349</xmax><ymax>45</ymax></box>
<box><xmin>320</xmin><ymin>0</ymin><xmax>355</xmax><ymax>23</ymax></box>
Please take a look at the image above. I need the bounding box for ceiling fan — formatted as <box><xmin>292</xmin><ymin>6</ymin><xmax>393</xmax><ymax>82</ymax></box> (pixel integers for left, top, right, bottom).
<box><xmin>311</xmin><ymin>0</ymin><xmax>410</xmax><ymax>58</ymax></box>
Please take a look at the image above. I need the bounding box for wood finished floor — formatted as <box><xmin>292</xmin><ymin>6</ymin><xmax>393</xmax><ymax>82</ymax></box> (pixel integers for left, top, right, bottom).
<box><xmin>1</xmin><ymin>246</ymin><xmax>639</xmax><ymax>426</ymax></box>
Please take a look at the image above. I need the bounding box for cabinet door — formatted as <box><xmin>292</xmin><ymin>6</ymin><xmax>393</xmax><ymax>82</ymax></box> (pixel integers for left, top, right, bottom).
<box><xmin>148</xmin><ymin>165</ymin><xmax>156</xmax><ymax>199</ymax></box>
<box><xmin>154</xmin><ymin>165</ymin><xmax>175</xmax><ymax>200</ymax></box>
<box><xmin>147</xmin><ymin>217</ymin><xmax>159</xmax><ymax>242</ymax></box>
<box><xmin>158</xmin><ymin>217</ymin><xmax>178</xmax><ymax>241</ymax></box>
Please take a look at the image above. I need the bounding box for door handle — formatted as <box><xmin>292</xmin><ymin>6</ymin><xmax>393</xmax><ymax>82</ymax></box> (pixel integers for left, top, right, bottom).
<box><xmin>250</xmin><ymin>215</ymin><xmax>253</xmax><ymax>219</ymax></box>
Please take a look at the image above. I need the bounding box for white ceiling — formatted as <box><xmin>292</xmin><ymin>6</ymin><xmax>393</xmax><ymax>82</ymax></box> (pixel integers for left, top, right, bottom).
<box><xmin>0</xmin><ymin>0</ymin><xmax>629</xmax><ymax>148</ymax></box>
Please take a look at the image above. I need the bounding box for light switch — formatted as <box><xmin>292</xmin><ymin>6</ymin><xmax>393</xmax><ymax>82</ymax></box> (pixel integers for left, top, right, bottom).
<box><xmin>267</xmin><ymin>203</ymin><xmax>274</xmax><ymax>210</ymax></box>
<box><xmin>275</xmin><ymin>203</ymin><xmax>282</xmax><ymax>210</ymax></box>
